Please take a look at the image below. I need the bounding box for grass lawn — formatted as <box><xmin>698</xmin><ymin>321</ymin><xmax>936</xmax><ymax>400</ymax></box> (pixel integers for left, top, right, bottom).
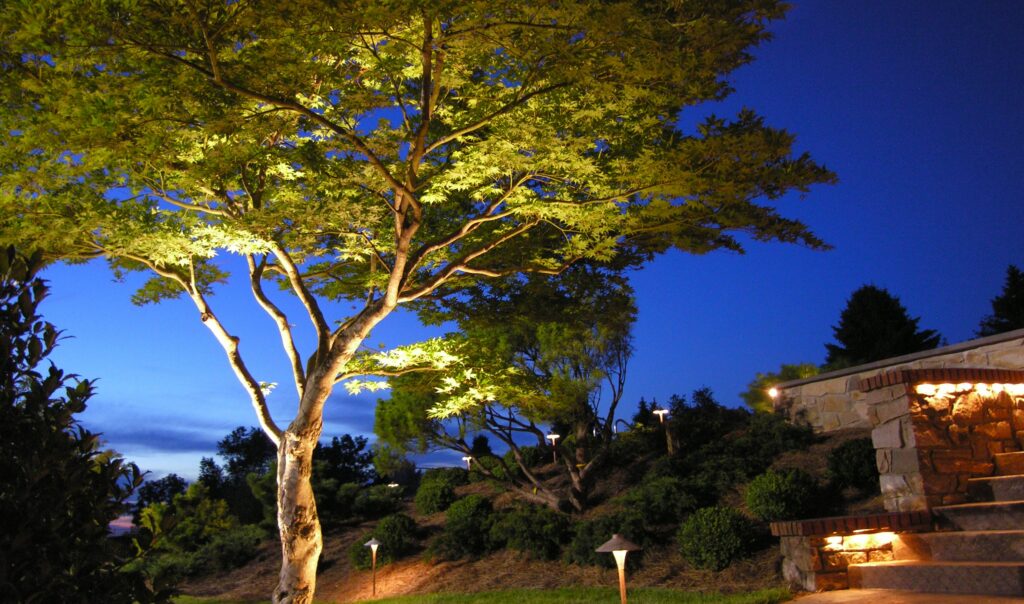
<box><xmin>173</xmin><ymin>586</ymin><xmax>791</xmax><ymax>604</ymax></box>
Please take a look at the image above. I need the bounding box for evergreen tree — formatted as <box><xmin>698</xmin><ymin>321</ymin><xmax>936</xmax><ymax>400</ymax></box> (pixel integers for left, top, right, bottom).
<box><xmin>978</xmin><ymin>265</ymin><xmax>1024</xmax><ymax>337</ymax></box>
<box><xmin>825</xmin><ymin>285</ymin><xmax>941</xmax><ymax>368</ymax></box>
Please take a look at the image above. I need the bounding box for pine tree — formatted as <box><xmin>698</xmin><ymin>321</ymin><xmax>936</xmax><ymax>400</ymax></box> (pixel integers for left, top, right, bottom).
<box><xmin>825</xmin><ymin>285</ymin><xmax>941</xmax><ymax>368</ymax></box>
<box><xmin>978</xmin><ymin>265</ymin><xmax>1024</xmax><ymax>337</ymax></box>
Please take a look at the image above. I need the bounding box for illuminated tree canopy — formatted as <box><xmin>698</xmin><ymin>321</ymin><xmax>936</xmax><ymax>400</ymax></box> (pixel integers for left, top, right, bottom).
<box><xmin>0</xmin><ymin>1</ymin><xmax>834</xmax><ymax>601</ymax></box>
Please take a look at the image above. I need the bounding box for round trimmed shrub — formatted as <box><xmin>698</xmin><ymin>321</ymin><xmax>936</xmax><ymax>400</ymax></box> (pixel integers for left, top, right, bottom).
<box><xmin>677</xmin><ymin>506</ymin><xmax>758</xmax><ymax>571</ymax></box>
<box><xmin>432</xmin><ymin>495</ymin><xmax>494</xmax><ymax>560</ymax></box>
<box><xmin>468</xmin><ymin>455</ymin><xmax>508</xmax><ymax>483</ymax></box>
<box><xmin>414</xmin><ymin>477</ymin><xmax>457</xmax><ymax>514</ymax></box>
<box><xmin>745</xmin><ymin>468</ymin><xmax>822</xmax><ymax>521</ymax></box>
<box><xmin>348</xmin><ymin>513</ymin><xmax>418</xmax><ymax>570</ymax></box>
<box><xmin>828</xmin><ymin>438</ymin><xmax>880</xmax><ymax>493</ymax></box>
<box><xmin>489</xmin><ymin>505</ymin><xmax>569</xmax><ymax>560</ymax></box>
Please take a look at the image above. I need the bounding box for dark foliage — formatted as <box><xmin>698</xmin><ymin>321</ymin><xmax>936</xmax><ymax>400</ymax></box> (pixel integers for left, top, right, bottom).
<box><xmin>348</xmin><ymin>513</ymin><xmax>418</xmax><ymax>570</ymax></box>
<box><xmin>978</xmin><ymin>265</ymin><xmax>1024</xmax><ymax>337</ymax></box>
<box><xmin>564</xmin><ymin>510</ymin><xmax>647</xmax><ymax>569</ymax></box>
<box><xmin>825</xmin><ymin>285</ymin><xmax>941</xmax><ymax>368</ymax></box>
<box><xmin>827</xmin><ymin>438</ymin><xmax>881</xmax><ymax>494</ymax></box>
<box><xmin>0</xmin><ymin>247</ymin><xmax>166</xmax><ymax>603</ymax></box>
<box><xmin>134</xmin><ymin>474</ymin><xmax>188</xmax><ymax>524</ymax></box>
<box><xmin>431</xmin><ymin>495</ymin><xmax>495</xmax><ymax>560</ymax></box>
<box><xmin>615</xmin><ymin>476</ymin><xmax>699</xmax><ymax>528</ymax></box>
<box><xmin>677</xmin><ymin>506</ymin><xmax>759</xmax><ymax>571</ymax></box>
<box><xmin>415</xmin><ymin>477</ymin><xmax>458</xmax><ymax>515</ymax></box>
<box><xmin>489</xmin><ymin>505</ymin><xmax>570</xmax><ymax>560</ymax></box>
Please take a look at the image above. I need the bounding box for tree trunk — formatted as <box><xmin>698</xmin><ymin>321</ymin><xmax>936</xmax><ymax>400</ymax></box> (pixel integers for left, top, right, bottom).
<box><xmin>273</xmin><ymin>426</ymin><xmax>323</xmax><ymax>604</ymax></box>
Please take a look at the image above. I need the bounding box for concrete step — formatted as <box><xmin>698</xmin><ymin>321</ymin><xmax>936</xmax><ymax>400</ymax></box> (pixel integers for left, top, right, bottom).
<box><xmin>934</xmin><ymin>500</ymin><xmax>1024</xmax><ymax>531</ymax></box>
<box><xmin>894</xmin><ymin>530</ymin><xmax>1024</xmax><ymax>562</ymax></box>
<box><xmin>994</xmin><ymin>452</ymin><xmax>1024</xmax><ymax>476</ymax></box>
<box><xmin>849</xmin><ymin>560</ymin><xmax>1024</xmax><ymax>597</ymax></box>
<box><xmin>968</xmin><ymin>474</ymin><xmax>1024</xmax><ymax>502</ymax></box>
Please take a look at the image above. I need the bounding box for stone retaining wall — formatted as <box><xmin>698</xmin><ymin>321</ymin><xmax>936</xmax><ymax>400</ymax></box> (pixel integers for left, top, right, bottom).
<box><xmin>773</xmin><ymin>330</ymin><xmax>1024</xmax><ymax>434</ymax></box>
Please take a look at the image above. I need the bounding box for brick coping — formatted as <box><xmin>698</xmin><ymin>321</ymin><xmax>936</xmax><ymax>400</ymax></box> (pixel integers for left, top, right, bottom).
<box><xmin>857</xmin><ymin>368</ymin><xmax>1024</xmax><ymax>392</ymax></box>
<box><xmin>770</xmin><ymin>510</ymin><xmax>933</xmax><ymax>537</ymax></box>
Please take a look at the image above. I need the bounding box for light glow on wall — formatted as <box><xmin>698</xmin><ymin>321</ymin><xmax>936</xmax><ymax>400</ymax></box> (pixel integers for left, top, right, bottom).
<box><xmin>915</xmin><ymin>382</ymin><xmax>1024</xmax><ymax>399</ymax></box>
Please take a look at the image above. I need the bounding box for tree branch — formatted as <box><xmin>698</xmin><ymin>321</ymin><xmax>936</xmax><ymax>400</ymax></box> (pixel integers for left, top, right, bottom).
<box><xmin>247</xmin><ymin>254</ymin><xmax>306</xmax><ymax>399</ymax></box>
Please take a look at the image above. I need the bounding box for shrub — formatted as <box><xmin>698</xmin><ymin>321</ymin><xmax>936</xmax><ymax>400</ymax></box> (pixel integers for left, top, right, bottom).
<box><xmin>432</xmin><ymin>495</ymin><xmax>494</xmax><ymax>559</ymax></box>
<box><xmin>564</xmin><ymin>510</ymin><xmax>647</xmax><ymax>568</ymax></box>
<box><xmin>745</xmin><ymin>469</ymin><xmax>822</xmax><ymax>522</ymax></box>
<box><xmin>489</xmin><ymin>505</ymin><xmax>569</xmax><ymax>560</ymax></box>
<box><xmin>469</xmin><ymin>455</ymin><xmax>509</xmax><ymax>483</ymax></box>
<box><xmin>828</xmin><ymin>438</ymin><xmax>880</xmax><ymax>493</ymax></box>
<box><xmin>421</xmin><ymin>467</ymin><xmax>468</xmax><ymax>488</ymax></box>
<box><xmin>352</xmin><ymin>484</ymin><xmax>403</xmax><ymax>518</ymax></box>
<box><xmin>677</xmin><ymin>506</ymin><xmax>758</xmax><ymax>571</ymax></box>
<box><xmin>415</xmin><ymin>477</ymin><xmax>457</xmax><ymax>514</ymax></box>
<box><xmin>615</xmin><ymin>476</ymin><xmax>698</xmax><ymax>527</ymax></box>
<box><xmin>348</xmin><ymin>513</ymin><xmax>418</xmax><ymax>570</ymax></box>
<box><xmin>196</xmin><ymin>524</ymin><xmax>266</xmax><ymax>571</ymax></box>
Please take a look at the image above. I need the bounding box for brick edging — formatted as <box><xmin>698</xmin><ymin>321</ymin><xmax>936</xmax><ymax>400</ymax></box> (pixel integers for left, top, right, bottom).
<box><xmin>769</xmin><ymin>510</ymin><xmax>932</xmax><ymax>537</ymax></box>
<box><xmin>858</xmin><ymin>368</ymin><xmax>1024</xmax><ymax>392</ymax></box>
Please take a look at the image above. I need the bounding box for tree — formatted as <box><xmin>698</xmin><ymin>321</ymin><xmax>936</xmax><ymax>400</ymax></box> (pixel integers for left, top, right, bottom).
<box><xmin>825</xmin><ymin>285</ymin><xmax>941</xmax><ymax>369</ymax></box>
<box><xmin>0</xmin><ymin>3</ymin><xmax>834</xmax><ymax>600</ymax></box>
<box><xmin>134</xmin><ymin>473</ymin><xmax>189</xmax><ymax>524</ymax></box>
<box><xmin>978</xmin><ymin>265</ymin><xmax>1024</xmax><ymax>337</ymax></box>
<box><xmin>377</xmin><ymin>264</ymin><xmax>634</xmax><ymax>512</ymax></box>
<box><xmin>740</xmin><ymin>362</ymin><xmax>820</xmax><ymax>413</ymax></box>
<box><xmin>0</xmin><ymin>247</ymin><xmax>158</xmax><ymax>602</ymax></box>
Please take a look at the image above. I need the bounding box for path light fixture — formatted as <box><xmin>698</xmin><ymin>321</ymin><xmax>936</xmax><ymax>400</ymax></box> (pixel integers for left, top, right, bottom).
<box><xmin>461</xmin><ymin>455</ymin><xmax>472</xmax><ymax>470</ymax></box>
<box><xmin>546</xmin><ymin>432</ymin><xmax>560</xmax><ymax>462</ymax></box>
<box><xmin>652</xmin><ymin>409</ymin><xmax>668</xmax><ymax>423</ymax></box>
<box><xmin>364</xmin><ymin>537</ymin><xmax>381</xmax><ymax>596</ymax></box>
<box><xmin>768</xmin><ymin>387</ymin><xmax>779</xmax><ymax>399</ymax></box>
<box><xmin>386</xmin><ymin>482</ymin><xmax>399</xmax><ymax>489</ymax></box>
<box><xmin>596</xmin><ymin>534</ymin><xmax>641</xmax><ymax>604</ymax></box>
<box><xmin>652</xmin><ymin>409</ymin><xmax>674</xmax><ymax>454</ymax></box>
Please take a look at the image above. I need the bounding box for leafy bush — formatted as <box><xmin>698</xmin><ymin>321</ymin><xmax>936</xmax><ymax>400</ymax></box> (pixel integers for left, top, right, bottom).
<box><xmin>415</xmin><ymin>477</ymin><xmax>457</xmax><ymax>514</ymax></box>
<box><xmin>677</xmin><ymin>506</ymin><xmax>758</xmax><ymax>571</ymax></box>
<box><xmin>489</xmin><ymin>505</ymin><xmax>569</xmax><ymax>560</ymax></box>
<box><xmin>195</xmin><ymin>524</ymin><xmax>266</xmax><ymax>571</ymax></box>
<box><xmin>421</xmin><ymin>467</ymin><xmax>468</xmax><ymax>488</ymax></box>
<box><xmin>348</xmin><ymin>513</ymin><xmax>418</xmax><ymax>570</ymax></box>
<box><xmin>828</xmin><ymin>438</ymin><xmax>880</xmax><ymax>493</ymax></box>
<box><xmin>431</xmin><ymin>495</ymin><xmax>494</xmax><ymax>560</ymax></box>
<box><xmin>745</xmin><ymin>469</ymin><xmax>822</xmax><ymax>521</ymax></box>
<box><xmin>616</xmin><ymin>476</ymin><xmax>699</xmax><ymax>527</ymax></box>
<box><xmin>353</xmin><ymin>484</ymin><xmax>404</xmax><ymax>518</ymax></box>
<box><xmin>469</xmin><ymin>455</ymin><xmax>509</xmax><ymax>483</ymax></box>
<box><xmin>565</xmin><ymin>510</ymin><xmax>647</xmax><ymax>568</ymax></box>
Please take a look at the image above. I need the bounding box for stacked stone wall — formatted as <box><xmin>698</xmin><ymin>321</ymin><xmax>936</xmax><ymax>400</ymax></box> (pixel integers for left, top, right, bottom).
<box><xmin>775</xmin><ymin>333</ymin><xmax>1024</xmax><ymax>434</ymax></box>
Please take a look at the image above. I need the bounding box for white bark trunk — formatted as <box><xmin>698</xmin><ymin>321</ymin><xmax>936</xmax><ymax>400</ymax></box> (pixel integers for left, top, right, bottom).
<box><xmin>273</xmin><ymin>427</ymin><xmax>322</xmax><ymax>604</ymax></box>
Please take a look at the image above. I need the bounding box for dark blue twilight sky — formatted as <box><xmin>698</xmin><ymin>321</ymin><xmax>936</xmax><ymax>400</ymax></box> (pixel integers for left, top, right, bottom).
<box><xmin>39</xmin><ymin>1</ymin><xmax>1024</xmax><ymax>480</ymax></box>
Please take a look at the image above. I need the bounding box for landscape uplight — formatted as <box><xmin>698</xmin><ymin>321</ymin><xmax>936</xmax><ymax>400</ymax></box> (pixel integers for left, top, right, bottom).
<box><xmin>596</xmin><ymin>534</ymin><xmax>641</xmax><ymax>604</ymax></box>
<box><xmin>546</xmin><ymin>433</ymin><xmax>560</xmax><ymax>462</ymax></box>
<box><xmin>364</xmin><ymin>537</ymin><xmax>381</xmax><ymax>595</ymax></box>
<box><xmin>462</xmin><ymin>455</ymin><xmax>472</xmax><ymax>470</ymax></box>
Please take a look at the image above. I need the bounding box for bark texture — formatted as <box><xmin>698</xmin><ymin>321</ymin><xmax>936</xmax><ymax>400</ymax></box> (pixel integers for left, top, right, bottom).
<box><xmin>273</xmin><ymin>426</ymin><xmax>323</xmax><ymax>604</ymax></box>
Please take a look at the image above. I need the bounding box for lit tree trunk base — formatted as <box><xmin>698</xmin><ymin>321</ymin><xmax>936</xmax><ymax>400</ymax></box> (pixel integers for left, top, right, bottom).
<box><xmin>274</xmin><ymin>428</ymin><xmax>323</xmax><ymax>604</ymax></box>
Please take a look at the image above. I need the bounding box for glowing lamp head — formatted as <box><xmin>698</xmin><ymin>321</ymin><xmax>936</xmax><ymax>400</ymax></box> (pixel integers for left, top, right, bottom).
<box><xmin>768</xmin><ymin>387</ymin><xmax>779</xmax><ymax>399</ymax></box>
<box><xmin>364</xmin><ymin>537</ymin><xmax>381</xmax><ymax>553</ymax></box>
<box><xmin>546</xmin><ymin>433</ymin><xmax>560</xmax><ymax>443</ymax></box>
<box><xmin>596</xmin><ymin>533</ymin><xmax>641</xmax><ymax>563</ymax></box>
<box><xmin>652</xmin><ymin>409</ymin><xmax>668</xmax><ymax>423</ymax></box>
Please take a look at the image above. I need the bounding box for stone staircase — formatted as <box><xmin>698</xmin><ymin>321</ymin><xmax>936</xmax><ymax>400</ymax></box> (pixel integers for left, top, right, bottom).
<box><xmin>848</xmin><ymin>452</ymin><xmax>1024</xmax><ymax>597</ymax></box>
